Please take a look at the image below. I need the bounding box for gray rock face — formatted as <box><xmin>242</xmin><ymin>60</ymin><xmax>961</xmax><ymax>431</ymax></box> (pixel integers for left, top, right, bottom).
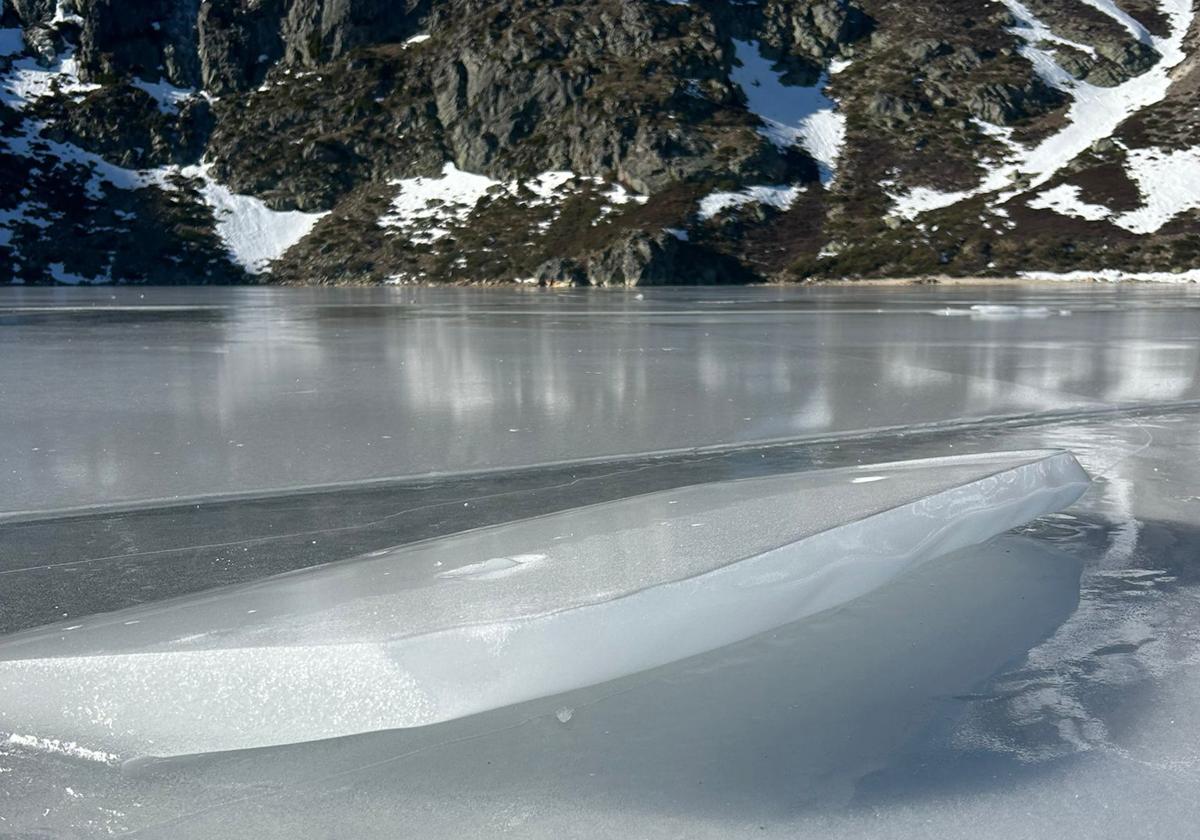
<box><xmin>585</xmin><ymin>230</ymin><xmax>688</xmax><ymax>286</ymax></box>
<box><xmin>966</xmin><ymin>79</ymin><xmax>1065</xmax><ymax>125</ymax></box>
<box><xmin>531</xmin><ymin>256</ymin><xmax>587</xmax><ymax>286</ymax></box>
<box><xmin>281</xmin><ymin>0</ymin><xmax>429</xmax><ymax>65</ymax></box>
<box><xmin>22</xmin><ymin>22</ymin><xmax>59</xmax><ymax>63</ymax></box>
<box><xmin>74</xmin><ymin>0</ymin><xmax>199</xmax><ymax>86</ymax></box>
<box><xmin>5</xmin><ymin>0</ymin><xmax>57</xmax><ymax>26</ymax></box>
<box><xmin>70</xmin><ymin>0</ymin><xmax>429</xmax><ymax>91</ymax></box>
<box><xmin>196</xmin><ymin>0</ymin><xmax>286</xmax><ymax>93</ymax></box>
<box><xmin>529</xmin><ymin>231</ymin><xmax>751</xmax><ymax>287</ymax></box>
<box><xmin>758</xmin><ymin>0</ymin><xmax>873</xmax><ymax>61</ymax></box>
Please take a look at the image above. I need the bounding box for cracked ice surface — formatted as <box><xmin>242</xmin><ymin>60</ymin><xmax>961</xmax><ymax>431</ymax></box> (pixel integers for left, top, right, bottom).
<box><xmin>0</xmin><ymin>450</ymin><xmax>1088</xmax><ymax>757</ymax></box>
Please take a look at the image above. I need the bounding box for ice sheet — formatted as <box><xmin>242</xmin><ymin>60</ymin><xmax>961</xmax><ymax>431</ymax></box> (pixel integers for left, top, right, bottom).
<box><xmin>0</xmin><ymin>531</ymin><xmax>1087</xmax><ymax>838</ymax></box>
<box><xmin>0</xmin><ymin>285</ymin><xmax>1196</xmax><ymax>518</ymax></box>
<box><xmin>0</xmin><ymin>450</ymin><xmax>1088</xmax><ymax>756</ymax></box>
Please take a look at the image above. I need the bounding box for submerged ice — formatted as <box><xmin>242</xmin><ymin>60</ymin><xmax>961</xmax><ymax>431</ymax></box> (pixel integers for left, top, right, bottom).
<box><xmin>0</xmin><ymin>450</ymin><xmax>1088</xmax><ymax>757</ymax></box>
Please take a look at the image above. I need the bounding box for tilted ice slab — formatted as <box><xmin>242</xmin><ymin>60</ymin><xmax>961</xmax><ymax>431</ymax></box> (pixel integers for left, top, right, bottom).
<box><xmin>0</xmin><ymin>450</ymin><xmax>1088</xmax><ymax>757</ymax></box>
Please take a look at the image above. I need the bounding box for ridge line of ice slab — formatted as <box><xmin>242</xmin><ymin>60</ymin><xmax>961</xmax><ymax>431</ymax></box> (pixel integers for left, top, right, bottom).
<box><xmin>1</xmin><ymin>451</ymin><xmax>1066</xmax><ymax>647</ymax></box>
<box><xmin>0</xmin><ymin>452</ymin><xmax>1089</xmax><ymax>757</ymax></box>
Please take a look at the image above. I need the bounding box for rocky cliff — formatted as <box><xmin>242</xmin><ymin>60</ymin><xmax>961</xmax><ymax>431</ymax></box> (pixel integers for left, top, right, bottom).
<box><xmin>2</xmin><ymin>0</ymin><xmax>1199</xmax><ymax>285</ymax></box>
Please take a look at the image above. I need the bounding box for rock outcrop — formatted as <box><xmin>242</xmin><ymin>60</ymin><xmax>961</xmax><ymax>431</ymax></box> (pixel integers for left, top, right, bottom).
<box><xmin>3</xmin><ymin>0</ymin><xmax>1199</xmax><ymax>285</ymax></box>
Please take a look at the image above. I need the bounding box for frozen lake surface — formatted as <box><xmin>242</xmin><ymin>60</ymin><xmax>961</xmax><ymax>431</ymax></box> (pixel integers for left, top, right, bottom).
<box><xmin>2</xmin><ymin>284</ymin><xmax>1200</xmax><ymax>838</ymax></box>
<box><xmin>1</xmin><ymin>284</ymin><xmax>1198</xmax><ymax>516</ymax></box>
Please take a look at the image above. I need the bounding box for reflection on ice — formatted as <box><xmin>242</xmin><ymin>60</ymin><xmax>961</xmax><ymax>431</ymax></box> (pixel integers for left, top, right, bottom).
<box><xmin>1</xmin><ymin>285</ymin><xmax>1197</xmax><ymax>515</ymax></box>
<box><xmin>0</xmin><ymin>451</ymin><xmax>1088</xmax><ymax>756</ymax></box>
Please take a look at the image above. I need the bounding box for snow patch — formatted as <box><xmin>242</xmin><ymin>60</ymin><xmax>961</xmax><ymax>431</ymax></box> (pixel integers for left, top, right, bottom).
<box><xmin>2</xmin><ymin>112</ymin><xmax>319</xmax><ymax>275</ymax></box>
<box><xmin>130</xmin><ymin>77</ymin><xmax>198</xmax><ymax>114</ymax></box>
<box><xmin>379</xmin><ymin>166</ymin><xmax>648</xmax><ymax>245</ymax></box>
<box><xmin>1113</xmin><ymin>145</ymin><xmax>1200</xmax><ymax>233</ymax></box>
<box><xmin>698</xmin><ymin>184</ymin><xmax>803</xmax><ymax>220</ymax></box>
<box><xmin>50</xmin><ymin>0</ymin><xmax>84</xmax><ymax>26</ymax></box>
<box><xmin>1019</xmin><ymin>269</ymin><xmax>1200</xmax><ymax>283</ymax></box>
<box><xmin>1027</xmin><ymin>183</ymin><xmax>1112</xmax><ymax>221</ymax></box>
<box><xmin>48</xmin><ymin>261</ymin><xmax>110</xmax><ymax>285</ymax></box>
<box><xmin>888</xmin><ymin>185</ymin><xmax>974</xmax><ymax>221</ymax></box>
<box><xmin>730</xmin><ymin>38</ymin><xmax>845</xmax><ymax>183</ymax></box>
<box><xmin>1076</xmin><ymin>0</ymin><xmax>1152</xmax><ymax>44</ymax></box>
<box><xmin>601</xmin><ymin>183</ymin><xmax>648</xmax><ymax>206</ymax></box>
<box><xmin>4</xmin><ymin>122</ymin><xmax>159</xmax><ymax>199</ymax></box>
<box><xmin>522</xmin><ymin>170</ymin><xmax>576</xmax><ymax>203</ymax></box>
<box><xmin>1030</xmin><ymin>146</ymin><xmax>1200</xmax><ymax>233</ymax></box>
<box><xmin>379</xmin><ymin>163</ymin><xmax>503</xmax><ymax>244</ymax></box>
<box><xmin>0</xmin><ymin>51</ymin><xmax>99</xmax><ymax>110</ymax></box>
<box><xmin>1002</xmin><ymin>0</ymin><xmax>1097</xmax><ymax>58</ymax></box>
<box><xmin>181</xmin><ymin>165</ymin><xmax>328</xmax><ymax>273</ymax></box>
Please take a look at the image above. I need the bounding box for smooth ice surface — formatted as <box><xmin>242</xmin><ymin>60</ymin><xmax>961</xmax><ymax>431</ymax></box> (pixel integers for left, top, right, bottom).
<box><xmin>0</xmin><ymin>451</ymin><xmax>1087</xmax><ymax>755</ymax></box>
<box><xmin>3</xmin><ymin>285</ymin><xmax>1199</xmax><ymax>839</ymax></box>
<box><xmin>1</xmin><ymin>284</ymin><xmax>1198</xmax><ymax>518</ymax></box>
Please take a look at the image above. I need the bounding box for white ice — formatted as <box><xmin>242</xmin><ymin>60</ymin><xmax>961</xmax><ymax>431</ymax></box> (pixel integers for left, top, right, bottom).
<box><xmin>0</xmin><ymin>450</ymin><xmax>1088</xmax><ymax>757</ymax></box>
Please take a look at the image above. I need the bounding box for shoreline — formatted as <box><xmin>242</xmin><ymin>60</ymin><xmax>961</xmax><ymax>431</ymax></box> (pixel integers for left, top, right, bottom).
<box><xmin>799</xmin><ymin>272</ymin><xmax>1200</xmax><ymax>287</ymax></box>
<box><xmin>4</xmin><ymin>272</ymin><xmax>1200</xmax><ymax>290</ymax></box>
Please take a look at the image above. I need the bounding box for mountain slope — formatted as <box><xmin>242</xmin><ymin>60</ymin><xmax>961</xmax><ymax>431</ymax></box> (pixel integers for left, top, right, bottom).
<box><xmin>2</xmin><ymin>0</ymin><xmax>1198</xmax><ymax>285</ymax></box>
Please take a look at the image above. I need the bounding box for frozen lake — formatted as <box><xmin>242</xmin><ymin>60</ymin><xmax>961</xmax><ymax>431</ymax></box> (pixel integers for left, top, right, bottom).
<box><xmin>1</xmin><ymin>284</ymin><xmax>1198</xmax><ymax>516</ymax></box>
<box><xmin>2</xmin><ymin>284</ymin><xmax>1200</xmax><ymax>838</ymax></box>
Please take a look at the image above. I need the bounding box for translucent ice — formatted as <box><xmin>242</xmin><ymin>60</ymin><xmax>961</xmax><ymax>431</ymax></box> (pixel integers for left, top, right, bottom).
<box><xmin>0</xmin><ymin>450</ymin><xmax>1088</xmax><ymax>756</ymax></box>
